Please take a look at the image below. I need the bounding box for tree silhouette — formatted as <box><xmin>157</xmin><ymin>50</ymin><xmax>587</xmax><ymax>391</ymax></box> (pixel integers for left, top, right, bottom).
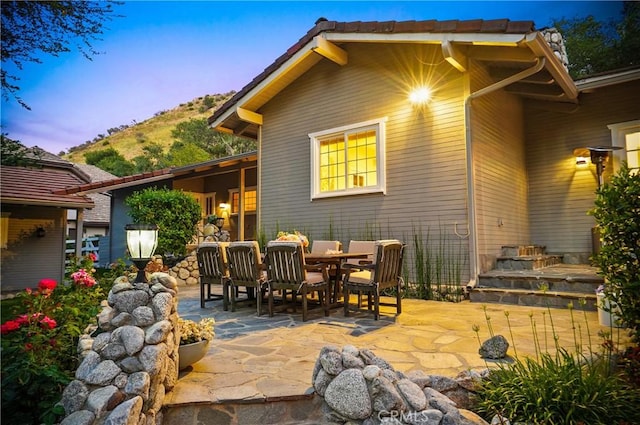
<box><xmin>1</xmin><ymin>1</ymin><xmax>122</xmax><ymax>109</ymax></box>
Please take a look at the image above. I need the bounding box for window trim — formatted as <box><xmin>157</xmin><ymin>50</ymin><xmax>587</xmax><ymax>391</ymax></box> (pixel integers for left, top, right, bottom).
<box><xmin>609</xmin><ymin>119</ymin><xmax>640</xmax><ymax>172</ymax></box>
<box><xmin>309</xmin><ymin>117</ymin><xmax>387</xmax><ymax>200</ymax></box>
<box><xmin>229</xmin><ymin>187</ymin><xmax>257</xmax><ymax>215</ymax></box>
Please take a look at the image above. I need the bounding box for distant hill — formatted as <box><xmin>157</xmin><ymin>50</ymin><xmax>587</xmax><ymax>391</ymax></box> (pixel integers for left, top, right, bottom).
<box><xmin>63</xmin><ymin>92</ymin><xmax>234</xmax><ymax>164</ymax></box>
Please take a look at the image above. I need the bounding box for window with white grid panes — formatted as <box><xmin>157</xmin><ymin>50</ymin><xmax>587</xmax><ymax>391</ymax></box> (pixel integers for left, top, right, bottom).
<box><xmin>311</xmin><ymin>118</ymin><xmax>386</xmax><ymax>199</ymax></box>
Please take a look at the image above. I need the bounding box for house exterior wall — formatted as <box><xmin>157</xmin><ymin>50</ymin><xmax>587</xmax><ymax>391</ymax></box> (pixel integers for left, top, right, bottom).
<box><xmin>258</xmin><ymin>43</ymin><xmax>471</xmax><ymax>282</ymax></box>
<box><xmin>108</xmin><ymin>182</ymin><xmax>171</xmax><ymax>265</ymax></box>
<box><xmin>525</xmin><ymin>78</ymin><xmax>640</xmax><ymax>261</ymax></box>
<box><xmin>1</xmin><ymin>205</ymin><xmax>67</xmax><ymax>291</ymax></box>
<box><xmin>469</xmin><ymin>61</ymin><xmax>530</xmax><ymax>271</ymax></box>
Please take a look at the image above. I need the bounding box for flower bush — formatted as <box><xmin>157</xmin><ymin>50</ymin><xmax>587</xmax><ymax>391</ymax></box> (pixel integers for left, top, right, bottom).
<box><xmin>0</xmin><ymin>254</ymin><xmax>112</xmax><ymax>425</ymax></box>
<box><xmin>179</xmin><ymin>317</ymin><xmax>215</xmax><ymax>345</ymax></box>
<box><xmin>276</xmin><ymin>230</ymin><xmax>309</xmax><ymax>249</ymax></box>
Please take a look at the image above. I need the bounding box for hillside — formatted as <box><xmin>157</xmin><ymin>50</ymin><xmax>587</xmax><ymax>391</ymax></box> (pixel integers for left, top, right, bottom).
<box><xmin>63</xmin><ymin>92</ymin><xmax>234</xmax><ymax>164</ymax></box>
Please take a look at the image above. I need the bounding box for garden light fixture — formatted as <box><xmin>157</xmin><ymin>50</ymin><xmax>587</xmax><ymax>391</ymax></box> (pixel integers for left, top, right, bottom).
<box><xmin>125</xmin><ymin>223</ymin><xmax>158</xmax><ymax>283</ymax></box>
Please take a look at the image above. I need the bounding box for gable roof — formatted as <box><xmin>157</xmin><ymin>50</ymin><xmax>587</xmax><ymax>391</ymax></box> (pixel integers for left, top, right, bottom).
<box><xmin>208</xmin><ymin>18</ymin><xmax>578</xmax><ymax>139</ymax></box>
<box><xmin>73</xmin><ymin>164</ymin><xmax>118</xmax><ymax>225</ymax></box>
<box><xmin>1</xmin><ymin>165</ymin><xmax>95</xmax><ymax>209</ymax></box>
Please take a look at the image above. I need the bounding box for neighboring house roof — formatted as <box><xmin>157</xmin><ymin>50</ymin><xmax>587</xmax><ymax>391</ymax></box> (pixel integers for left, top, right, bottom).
<box><xmin>209</xmin><ymin>18</ymin><xmax>578</xmax><ymax>139</ymax></box>
<box><xmin>74</xmin><ymin>164</ymin><xmax>117</xmax><ymax>226</ymax></box>
<box><xmin>1</xmin><ymin>165</ymin><xmax>95</xmax><ymax>208</ymax></box>
<box><xmin>56</xmin><ymin>151</ymin><xmax>258</xmax><ymax>195</ymax></box>
<box><xmin>574</xmin><ymin>66</ymin><xmax>640</xmax><ymax>91</ymax></box>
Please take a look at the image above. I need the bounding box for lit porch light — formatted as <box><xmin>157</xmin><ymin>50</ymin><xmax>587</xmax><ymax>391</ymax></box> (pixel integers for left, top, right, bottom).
<box><xmin>573</xmin><ymin>148</ymin><xmax>590</xmax><ymax>168</ymax></box>
<box><xmin>125</xmin><ymin>223</ymin><xmax>159</xmax><ymax>283</ymax></box>
<box><xmin>409</xmin><ymin>87</ymin><xmax>432</xmax><ymax>105</ymax></box>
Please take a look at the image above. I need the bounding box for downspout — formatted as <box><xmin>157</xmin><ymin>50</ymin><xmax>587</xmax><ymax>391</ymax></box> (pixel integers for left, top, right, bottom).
<box><xmin>464</xmin><ymin>57</ymin><xmax>545</xmax><ymax>290</ymax></box>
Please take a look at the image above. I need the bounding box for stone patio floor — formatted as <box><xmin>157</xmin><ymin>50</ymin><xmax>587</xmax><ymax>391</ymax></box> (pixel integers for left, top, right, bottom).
<box><xmin>163</xmin><ymin>284</ymin><xmax>628</xmax><ymax>408</ymax></box>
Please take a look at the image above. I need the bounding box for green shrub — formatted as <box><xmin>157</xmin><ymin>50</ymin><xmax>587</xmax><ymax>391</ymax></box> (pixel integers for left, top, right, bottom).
<box><xmin>125</xmin><ymin>187</ymin><xmax>201</xmax><ymax>257</ymax></box>
<box><xmin>473</xmin><ymin>301</ymin><xmax>640</xmax><ymax>424</ymax></box>
<box><xmin>0</xmin><ymin>254</ymin><xmax>113</xmax><ymax>425</ymax></box>
<box><xmin>476</xmin><ymin>349</ymin><xmax>640</xmax><ymax>424</ymax></box>
<box><xmin>589</xmin><ymin>162</ymin><xmax>640</xmax><ymax>342</ymax></box>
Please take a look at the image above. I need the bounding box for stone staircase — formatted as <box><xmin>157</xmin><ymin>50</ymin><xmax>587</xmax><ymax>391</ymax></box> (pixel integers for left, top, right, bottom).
<box><xmin>470</xmin><ymin>245</ymin><xmax>602</xmax><ymax>310</ymax></box>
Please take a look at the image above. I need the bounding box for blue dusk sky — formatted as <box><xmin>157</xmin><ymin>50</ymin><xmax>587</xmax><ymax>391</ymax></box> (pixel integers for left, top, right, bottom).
<box><xmin>0</xmin><ymin>1</ymin><xmax>624</xmax><ymax>155</ymax></box>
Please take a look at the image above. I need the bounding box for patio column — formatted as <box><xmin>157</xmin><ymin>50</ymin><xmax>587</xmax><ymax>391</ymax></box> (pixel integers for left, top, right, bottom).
<box><xmin>74</xmin><ymin>208</ymin><xmax>84</xmax><ymax>258</ymax></box>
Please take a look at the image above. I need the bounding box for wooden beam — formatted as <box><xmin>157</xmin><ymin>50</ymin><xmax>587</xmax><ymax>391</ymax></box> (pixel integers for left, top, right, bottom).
<box><xmin>442</xmin><ymin>40</ymin><xmax>467</xmax><ymax>72</ymax></box>
<box><xmin>215</xmin><ymin>126</ymin><xmax>234</xmax><ymax>134</ymax></box>
<box><xmin>312</xmin><ymin>36</ymin><xmax>348</xmax><ymax>65</ymax></box>
<box><xmin>468</xmin><ymin>46</ymin><xmax>536</xmax><ymax>63</ymax></box>
<box><xmin>236</xmin><ymin>107</ymin><xmax>263</xmax><ymax>125</ymax></box>
<box><xmin>489</xmin><ymin>67</ymin><xmax>555</xmax><ymax>84</ymax></box>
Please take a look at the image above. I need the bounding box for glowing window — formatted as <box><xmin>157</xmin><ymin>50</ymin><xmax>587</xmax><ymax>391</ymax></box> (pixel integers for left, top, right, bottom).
<box><xmin>230</xmin><ymin>189</ymin><xmax>257</xmax><ymax>213</ymax></box>
<box><xmin>310</xmin><ymin>118</ymin><xmax>386</xmax><ymax>199</ymax></box>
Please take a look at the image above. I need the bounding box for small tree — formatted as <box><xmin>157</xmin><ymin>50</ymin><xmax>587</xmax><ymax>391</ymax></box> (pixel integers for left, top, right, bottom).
<box><xmin>125</xmin><ymin>187</ymin><xmax>202</xmax><ymax>258</ymax></box>
<box><xmin>590</xmin><ymin>162</ymin><xmax>640</xmax><ymax>342</ymax></box>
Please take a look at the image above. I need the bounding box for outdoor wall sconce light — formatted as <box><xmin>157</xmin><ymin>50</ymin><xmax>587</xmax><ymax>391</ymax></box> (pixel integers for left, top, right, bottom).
<box><xmin>125</xmin><ymin>223</ymin><xmax>158</xmax><ymax>283</ymax></box>
<box><xmin>587</xmin><ymin>146</ymin><xmax>622</xmax><ymax>188</ymax></box>
<box><xmin>409</xmin><ymin>87</ymin><xmax>432</xmax><ymax>105</ymax></box>
<box><xmin>36</xmin><ymin>226</ymin><xmax>46</xmax><ymax>238</ymax></box>
<box><xmin>573</xmin><ymin>148</ymin><xmax>590</xmax><ymax>167</ymax></box>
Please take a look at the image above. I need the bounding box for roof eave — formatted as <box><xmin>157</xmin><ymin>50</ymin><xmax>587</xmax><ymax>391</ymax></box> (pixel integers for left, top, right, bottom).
<box><xmin>1</xmin><ymin>197</ymin><xmax>95</xmax><ymax>209</ymax></box>
<box><xmin>209</xmin><ymin>28</ymin><xmax>578</xmax><ymax>135</ymax></box>
<box><xmin>575</xmin><ymin>67</ymin><xmax>640</xmax><ymax>91</ymax></box>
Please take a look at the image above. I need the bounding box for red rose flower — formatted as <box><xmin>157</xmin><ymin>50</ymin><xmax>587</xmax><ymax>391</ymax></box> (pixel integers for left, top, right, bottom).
<box><xmin>24</xmin><ymin>343</ymin><xmax>33</xmax><ymax>351</ymax></box>
<box><xmin>1</xmin><ymin>320</ymin><xmax>21</xmax><ymax>334</ymax></box>
<box><xmin>38</xmin><ymin>278</ymin><xmax>57</xmax><ymax>292</ymax></box>
<box><xmin>40</xmin><ymin>316</ymin><xmax>57</xmax><ymax>330</ymax></box>
<box><xmin>88</xmin><ymin>253</ymin><xmax>97</xmax><ymax>262</ymax></box>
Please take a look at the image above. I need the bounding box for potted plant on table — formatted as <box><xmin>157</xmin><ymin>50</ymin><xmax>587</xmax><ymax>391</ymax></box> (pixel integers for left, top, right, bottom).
<box><xmin>178</xmin><ymin>317</ymin><xmax>215</xmax><ymax>370</ymax></box>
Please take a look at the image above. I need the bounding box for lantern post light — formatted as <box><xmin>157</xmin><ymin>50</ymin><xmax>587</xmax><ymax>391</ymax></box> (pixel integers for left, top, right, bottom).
<box><xmin>125</xmin><ymin>224</ymin><xmax>159</xmax><ymax>283</ymax></box>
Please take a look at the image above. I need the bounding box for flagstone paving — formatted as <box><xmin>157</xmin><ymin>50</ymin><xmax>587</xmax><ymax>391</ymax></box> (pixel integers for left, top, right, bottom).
<box><xmin>164</xmin><ymin>284</ymin><xmax>629</xmax><ymax>408</ymax></box>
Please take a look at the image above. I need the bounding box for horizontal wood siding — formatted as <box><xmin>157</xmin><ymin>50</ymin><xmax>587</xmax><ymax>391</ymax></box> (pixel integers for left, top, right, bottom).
<box><xmin>1</xmin><ymin>205</ymin><xmax>66</xmax><ymax>291</ymax></box>
<box><xmin>470</xmin><ymin>62</ymin><xmax>530</xmax><ymax>270</ymax></box>
<box><xmin>526</xmin><ymin>79</ymin><xmax>640</xmax><ymax>256</ymax></box>
<box><xmin>259</xmin><ymin>43</ymin><xmax>470</xmax><ymax>282</ymax></box>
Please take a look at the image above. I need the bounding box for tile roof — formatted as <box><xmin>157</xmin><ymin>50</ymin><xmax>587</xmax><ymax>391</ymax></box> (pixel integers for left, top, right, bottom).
<box><xmin>208</xmin><ymin>18</ymin><xmax>535</xmax><ymax>126</ymax></box>
<box><xmin>56</xmin><ymin>151</ymin><xmax>258</xmax><ymax>195</ymax></box>
<box><xmin>74</xmin><ymin>164</ymin><xmax>118</xmax><ymax>225</ymax></box>
<box><xmin>1</xmin><ymin>165</ymin><xmax>95</xmax><ymax>208</ymax></box>
<box><xmin>54</xmin><ymin>168</ymin><xmax>173</xmax><ymax>195</ymax></box>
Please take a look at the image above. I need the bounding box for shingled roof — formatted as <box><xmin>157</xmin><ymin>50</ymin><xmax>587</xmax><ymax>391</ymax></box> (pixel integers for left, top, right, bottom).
<box><xmin>1</xmin><ymin>165</ymin><xmax>95</xmax><ymax>209</ymax></box>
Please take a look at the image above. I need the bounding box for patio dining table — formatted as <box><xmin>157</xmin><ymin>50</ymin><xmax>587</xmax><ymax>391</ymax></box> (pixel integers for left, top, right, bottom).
<box><xmin>304</xmin><ymin>251</ymin><xmax>372</xmax><ymax>306</ymax></box>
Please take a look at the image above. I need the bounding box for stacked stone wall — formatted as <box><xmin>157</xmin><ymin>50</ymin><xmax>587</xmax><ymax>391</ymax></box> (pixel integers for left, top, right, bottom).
<box><xmin>313</xmin><ymin>345</ymin><xmax>490</xmax><ymax>424</ymax></box>
<box><xmin>59</xmin><ymin>273</ymin><xmax>180</xmax><ymax>425</ymax></box>
<box><xmin>151</xmin><ymin>254</ymin><xmax>199</xmax><ymax>287</ymax></box>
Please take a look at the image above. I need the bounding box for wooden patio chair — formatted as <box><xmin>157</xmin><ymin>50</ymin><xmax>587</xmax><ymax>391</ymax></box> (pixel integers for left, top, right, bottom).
<box><xmin>310</xmin><ymin>240</ymin><xmax>343</xmax><ymax>254</ymax></box>
<box><xmin>196</xmin><ymin>242</ymin><xmax>229</xmax><ymax>309</ymax></box>
<box><xmin>225</xmin><ymin>241</ymin><xmax>268</xmax><ymax>315</ymax></box>
<box><xmin>264</xmin><ymin>241</ymin><xmax>330</xmax><ymax>322</ymax></box>
<box><xmin>342</xmin><ymin>240</ymin><xmax>405</xmax><ymax>320</ymax></box>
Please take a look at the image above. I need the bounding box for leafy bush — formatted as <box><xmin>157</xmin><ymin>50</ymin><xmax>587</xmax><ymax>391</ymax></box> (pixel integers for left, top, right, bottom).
<box><xmin>589</xmin><ymin>162</ymin><xmax>640</xmax><ymax>342</ymax></box>
<box><xmin>125</xmin><ymin>187</ymin><xmax>202</xmax><ymax>257</ymax></box>
<box><xmin>473</xmin><ymin>302</ymin><xmax>640</xmax><ymax>424</ymax></box>
<box><xmin>0</xmin><ymin>254</ymin><xmax>114</xmax><ymax>425</ymax></box>
<box><xmin>476</xmin><ymin>349</ymin><xmax>640</xmax><ymax>424</ymax></box>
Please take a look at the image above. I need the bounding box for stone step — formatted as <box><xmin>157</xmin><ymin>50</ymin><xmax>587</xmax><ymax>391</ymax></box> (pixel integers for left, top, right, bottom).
<box><xmin>469</xmin><ymin>287</ymin><xmax>598</xmax><ymax>310</ymax></box>
<box><xmin>163</xmin><ymin>394</ymin><xmax>324</xmax><ymax>425</ymax></box>
<box><xmin>501</xmin><ymin>244</ymin><xmax>546</xmax><ymax>257</ymax></box>
<box><xmin>473</xmin><ymin>264</ymin><xmax>602</xmax><ymax>310</ymax></box>
<box><xmin>495</xmin><ymin>254</ymin><xmax>563</xmax><ymax>270</ymax></box>
<box><xmin>477</xmin><ymin>272</ymin><xmax>601</xmax><ymax>294</ymax></box>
